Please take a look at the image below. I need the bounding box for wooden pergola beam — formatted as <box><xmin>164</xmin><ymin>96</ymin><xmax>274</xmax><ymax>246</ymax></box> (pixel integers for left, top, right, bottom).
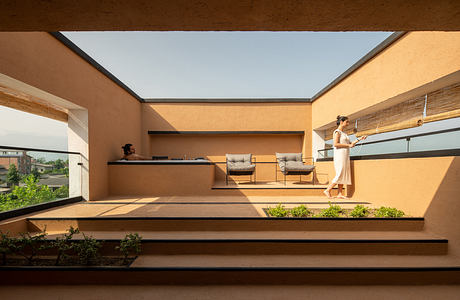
<box><xmin>0</xmin><ymin>87</ymin><xmax>68</xmax><ymax>122</ymax></box>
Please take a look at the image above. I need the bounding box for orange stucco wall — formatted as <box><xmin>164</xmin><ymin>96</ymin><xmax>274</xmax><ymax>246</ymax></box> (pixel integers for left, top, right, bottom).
<box><xmin>108</xmin><ymin>164</ymin><xmax>215</xmax><ymax>196</ymax></box>
<box><xmin>312</xmin><ymin>32</ymin><xmax>460</xmax><ymax>130</ymax></box>
<box><xmin>0</xmin><ymin>33</ymin><xmax>142</xmax><ymax>199</ymax></box>
<box><xmin>142</xmin><ymin>103</ymin><xmax>312</xmax><ymax>162</ymax></box>
<box><xmin>316</xmin><ymin>156</ymin><xmax>460</xmax><ymax>255</ymax></box>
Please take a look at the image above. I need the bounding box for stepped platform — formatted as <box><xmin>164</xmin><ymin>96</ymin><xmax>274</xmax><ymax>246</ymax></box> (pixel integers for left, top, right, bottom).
<box><xmin>21</xmin><ymin>195</ymin><xmax>369</xmax><ymax>219</ymax></box>
<box><xmin>211</xmin><ymin>182</ymin><xmax>337</xmax><ymax>196</ymax></box>
<box><xmin>0</xmin><ymin>195</ymin><xmax>458</xmax><ymax>286</ymax></box>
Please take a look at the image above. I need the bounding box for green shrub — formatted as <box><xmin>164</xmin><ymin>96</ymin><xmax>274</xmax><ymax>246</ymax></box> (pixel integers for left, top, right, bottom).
<box><xmin>267</xmin><ymin>203</ymin><xmax>289</xmax><ymax>217</ymax></box>
<box><xmin>375</xmin><ymin>207</ymin><xmax>405</xmax><ymax>218</ymax></box>
<box><xmin>53</xmin><ymin>185</ymin><xmax>69</xmax><ymax>199</ymax></box>
<box><xmin>318</xmin><ymin>202</ymin><xmax>342</xmax><ymax>218</ymax></box>
<box><xmin>0</xmin><ymin>231</ymin><xmax>15</xmax><ymax>265</ymax></box>
<box><xmin>116</xmin><ymin>233</ymin><xmax>142</xmax><ymax>264</ymax></box>
<box><xmin>11</xmin><ymin>231</ymin><xmax>50</xmax><ymax>265</ymax></box>
<box><xmin>51</xmin><ymin>226</ymin><xmax>80</xmax><ymax>265</ymax></box>
<box><xmin>350</xmin><ymin>205</ymin><xmax>370</xmax><ymax>218</ymax></box>
<box><xmin>0</xmin><ymin>175</ymin><xmax>62</xmax><ymax>212</ymax></box>
<box><xmin>290</xmin><ymin>205</ymin><xmax>311</xmax><ymax>217</ymax></box>
<box><xmin>74</xmin><ymin>233</ymin><xmax>102</xmax><ymax>265</ymax></box>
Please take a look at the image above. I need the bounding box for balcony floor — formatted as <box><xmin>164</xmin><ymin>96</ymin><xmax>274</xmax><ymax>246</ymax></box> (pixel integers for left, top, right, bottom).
<box><xmin>25</xmin><ymin>196</ymin><xmax>372</xmax><ymax>218</ymax></box>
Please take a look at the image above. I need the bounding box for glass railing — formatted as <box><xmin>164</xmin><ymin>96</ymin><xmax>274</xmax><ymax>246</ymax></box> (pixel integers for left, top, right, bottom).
<box><xmin>317</xmin><ymin>127</ymin><xmax>460</xmax><ymax>159</ymax></box>
<box><xmin>0</xmin><ymin>145</ymin><xmax>82</xmax><ymax>213</ymax></box>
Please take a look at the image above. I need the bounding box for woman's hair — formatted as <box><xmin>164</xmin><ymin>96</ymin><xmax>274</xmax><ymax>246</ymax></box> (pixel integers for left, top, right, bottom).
<box><xmin>336</xmin><ymin>115</ymin><xmax>349</xmax><ymax>126</ymax></box>
<box><xmin>122</xmin><ymin>144</ymin><xmax>132</xmax><ymax>155</ymax></box>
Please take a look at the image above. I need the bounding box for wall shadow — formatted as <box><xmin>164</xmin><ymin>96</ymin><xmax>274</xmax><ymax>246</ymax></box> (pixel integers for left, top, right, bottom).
<box><xmin>423</xmin><ymin>156</ymin><xmax>460</xmax><ymax>257</ymax></box>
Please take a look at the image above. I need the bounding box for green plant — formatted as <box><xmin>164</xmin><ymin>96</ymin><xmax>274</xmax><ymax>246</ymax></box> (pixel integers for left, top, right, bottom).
<box><xmin>51</xmin><ymin>226</ymin><xmax>80</xmax><ymax>265</ymax></box>
<box><xmin>6</xmin><ymin>164</ymin><xmax>21</xmax><ymax>187</ymax></box>
<box><xmin>74</xmin><ymin>233</ymin><xmax>102</xmax><ymax>265</ymax></box>
<box><xmin>375</xmin><ymin>206</ymin><xmax>405</xmax><ymax>218</ymax></box>
<box><xmin>267</xmin><ymin>203</ymin><xmax>289</xmax><ymax>217</ymax></box>
<box><xmin>290</xmin><ymin>205</ymin><xmax>311</xmax><ymax>217</ymax></box>
<box><xmin>116</xmin><ymin>233</ymin><xmax>142</xmax><ymax>264</ymax></box>
<box><xmin>0</xmin><ymin>175</ymin><xmax>58</xmax><ymax>212</ymax></box>
<box><xmin>53</xmin><ymin>185</ymin><xmax>69</xmax><ymax>199</ymax></box>
<box><xmin>30</xmin><ymin>168</ymin><xmax>41</xmax><ymax>180</ymax></box>
<box><xmin>319</xmin><ymin>202</ymin><xmax>342</xmax><ymax>218</ymax></box>
<box><xmin>0</xmin><ymin>231</ymin><xmax>15</xmax><ymax>265</ymax></box>
<box><xmin>11</xmin><ymin>231</ymin><xmax>50</xmax><ymax>265</ymax></box>
<box><xmin>350</xmin><ymin>205</ymin><xmax>370</xmax><ymax>218</ymax></box>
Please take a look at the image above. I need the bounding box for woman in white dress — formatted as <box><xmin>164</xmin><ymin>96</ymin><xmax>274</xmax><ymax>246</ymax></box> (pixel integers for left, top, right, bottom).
<box><xmin>323</xmin><ymin>116</ymin><xmax>366</xmax><ymax>199</ymax></box>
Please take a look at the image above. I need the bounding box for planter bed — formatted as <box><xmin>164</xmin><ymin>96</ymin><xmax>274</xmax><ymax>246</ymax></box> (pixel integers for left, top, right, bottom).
<box><xmin>263</xmin><ymin>208</ymin><xmax>411</xmax><ymax>218</ymax></box>
<box><xmin>2</xmin><ymin>256</ymin><xmax>136</xmax><ymax>267</ymax></box>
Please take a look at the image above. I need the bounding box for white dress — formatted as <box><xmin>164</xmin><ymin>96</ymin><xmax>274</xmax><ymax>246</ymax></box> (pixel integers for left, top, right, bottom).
<box><xmin>332</xmin><ymin>129</ymin><xmax>351</xmax><ymax>185</ymax></box>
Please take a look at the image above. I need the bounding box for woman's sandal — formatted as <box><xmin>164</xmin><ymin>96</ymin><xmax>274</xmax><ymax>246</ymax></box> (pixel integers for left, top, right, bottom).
<box><xmin>323</xmin><ymin>190</ymin><xmax>333</xmax><ymax>199</ymax></box>
<box><xmin>336</xmin><ymin>195</ymin><xmax>349</xmax><ymax>199</ymax></box>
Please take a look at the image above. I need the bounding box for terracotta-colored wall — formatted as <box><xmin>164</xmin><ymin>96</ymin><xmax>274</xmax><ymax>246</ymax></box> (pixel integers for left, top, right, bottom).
<box><xmin>0</xmin><ymin>157</ymin><xmax>18</xmax><ymax>170</ymax></box>
<box><xmin>142</xmin><ymin>103</ymin><xmax>312</xmax><ymax>161</ymax></box>
<box><xmin>108</xmin><ymin>164</ymin><xmax>215</xmax><ymax>196</ymax></box>
<box><xmin>316</xmin><ymin>156</ymin><xmax>460</xmax><ymax>256</ymax></box>
<box><xmin>312</xmin><ymin>32</ymin><xmax>460</xmax><ymax>129</ymax></box>
<box><xmin>0</xmin><ymin>33</ymin><xmax>142</xmax><ymax>200</ymax></box>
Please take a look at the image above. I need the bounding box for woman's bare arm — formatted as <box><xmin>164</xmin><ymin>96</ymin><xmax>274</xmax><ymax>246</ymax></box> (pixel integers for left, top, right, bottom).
<box><xmin>333</xmin><ymin>132</ymin><xmax>367</xmax><ymax>149</ymax></box>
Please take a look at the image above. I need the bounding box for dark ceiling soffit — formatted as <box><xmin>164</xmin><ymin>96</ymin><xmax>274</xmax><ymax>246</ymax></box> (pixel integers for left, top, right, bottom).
<box><xmin>144</xmin><ymin>98</ymin><xmax>311</xmax><ymax>103</ymax></box>
<box><xmin>48</xmin><ymin>32</ymin><xmax>144</xmax><ymax>103</ymax></box>
<box><xmin>310</xmin><ymin>31</ymin><xmax>407</xmax><ymax>102</ymax></box>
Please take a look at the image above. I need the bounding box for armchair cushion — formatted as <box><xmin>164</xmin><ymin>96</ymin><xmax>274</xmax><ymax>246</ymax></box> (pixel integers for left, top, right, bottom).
<box><xmin>276</xmin><ymin>152</ymin><xmax>315</xmax><ymax>174</ymax></box>
<box><xmin>226</xmin><ymin>154</ymin><xmax>256</xmax><ymax>173</ymax></box>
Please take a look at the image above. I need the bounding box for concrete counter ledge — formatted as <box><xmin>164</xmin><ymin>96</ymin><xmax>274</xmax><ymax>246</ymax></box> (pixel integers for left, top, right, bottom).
<box><xmin>108</xmin><ymin>160</ymin><xmax>215</xmax><ymax>196</ymax></box>
<box><xmin>108</xmin><ymin>159</ymin><xmax>214</xmax><ymax>165</ymax></box>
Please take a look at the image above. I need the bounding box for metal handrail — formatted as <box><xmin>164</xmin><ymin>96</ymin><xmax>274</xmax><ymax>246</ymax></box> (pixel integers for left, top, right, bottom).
<box><xmin>317</xmin><ymin>126</ymin><xmax>460</xmax><ymax>155</ymax></box>
<box><xmin>0</xmin><ymin>145</ymin><xmax>81</xmax><ymax>155</ymax></box>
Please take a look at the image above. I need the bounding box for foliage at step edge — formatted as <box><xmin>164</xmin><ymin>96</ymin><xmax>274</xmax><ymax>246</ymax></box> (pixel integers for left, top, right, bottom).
<box><xmin>0</xmin><ymin>228</ymin><xmax>144</xmax><ymax>266</ymax></box>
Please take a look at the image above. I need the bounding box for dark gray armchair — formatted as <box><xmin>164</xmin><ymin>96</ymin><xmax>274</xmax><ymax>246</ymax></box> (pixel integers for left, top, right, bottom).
<box><xmin>275</xmin><ymin>153</ymin><xmax>315</xmax><ymax>185</ymax></box>
<box><xmin>226</xmin><ymin>154</ymin><xmax>256</xmax><ymax>185</ymax></box>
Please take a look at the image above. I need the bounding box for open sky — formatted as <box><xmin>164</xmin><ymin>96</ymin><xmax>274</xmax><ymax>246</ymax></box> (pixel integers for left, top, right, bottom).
<box><xmin>0</xmin><ymin>31</ymin><xmax>394</xmax><ymax>151</ymax></box>
<box><xmin>1</xmin><ymin>31</ymin><xmax>458</xmax><ymax>153</ymax></box>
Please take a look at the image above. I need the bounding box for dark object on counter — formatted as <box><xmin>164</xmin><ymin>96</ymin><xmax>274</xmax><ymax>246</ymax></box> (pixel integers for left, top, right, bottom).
<box><xmin>170</xmin><ymin>158</ymin><xmax>184</xmax><ymax>160</ymax></box>
<box><xmin>152</xmin><ymin>156</ymin><xmax>169</xmax><ymax>160</ymax></box>
<box><xmin>194</xmin><ymin>157</ymin><xmax>205</xmax><ymax>160</ymax></box>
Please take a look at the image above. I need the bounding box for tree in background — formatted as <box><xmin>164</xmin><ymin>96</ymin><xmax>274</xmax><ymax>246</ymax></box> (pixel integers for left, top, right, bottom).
<box><xmin>53</xmin><ymin>159</ymin><xmax>66</xmax><ymax>170</ymax></box>
<box><xmin>10</xmin><ymin>174</ymin><xmax>54</xmax><ymax>206</ymax></box>
<box><xmin>35</xmin><ymin>158</ymin><xmax>47</xmax><ymax>164</ymax></box>
<box><xmin>31</xmin><ymin>168</ymin><xmax>41</xmax><ymax>180</ymax></box>
<box><xmin>6</xmin><ymin>164</ymin><xmax>21</xmax><ymax>187</ymax></box>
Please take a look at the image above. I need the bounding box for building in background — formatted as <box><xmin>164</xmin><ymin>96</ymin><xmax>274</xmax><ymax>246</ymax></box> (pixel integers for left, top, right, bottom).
<box><xmin>31</xmin><ymin>162</ymin><xmax>54</xmax><ymax>173</ymax></box>
<box><xmin>0</xmin><ymin>150</ymin><xmax>32</xmax><ymax>174</ymax></box>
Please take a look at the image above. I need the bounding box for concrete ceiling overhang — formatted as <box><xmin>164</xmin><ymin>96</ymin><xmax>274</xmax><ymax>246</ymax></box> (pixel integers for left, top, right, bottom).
<box><xmin>1</xmin><ymin>0</ymin><xmax>460</xmax><ymax>31</ymax></box>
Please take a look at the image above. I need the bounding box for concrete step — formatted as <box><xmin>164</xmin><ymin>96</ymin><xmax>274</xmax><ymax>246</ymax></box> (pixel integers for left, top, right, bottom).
<box><xmin>27</xmin><ymin>217</ymin><xmax>425</xmax><ymax>232</ymax></box>
<box><xmin>1</xmin><ymin>266</ymin><xmax>458</xmax><ymax>285</ymax></box>
<box><xmin>42</xmin><ymin>230</ymin><xmax>448</xmax><ymax>255</ymax></box>
<box><xmin>2</xmin><ymin>285</ymin><xmax>460</xmax><ymax>298</ymax></box>
<box><xmin>131</xmin><ymin>254</ymin><xmax>458</xmax><ymax>268</ymax></box>
<box><xmin>211</xmin><ymin>182</ymin><xmax>340</xmax><ymax>196</ymax></box>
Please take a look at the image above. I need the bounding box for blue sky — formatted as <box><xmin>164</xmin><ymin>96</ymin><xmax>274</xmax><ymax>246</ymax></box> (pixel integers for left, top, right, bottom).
<box><xmin>59</xmin><ymin>31</ymin><xmax>394</xmax><ymax>98</ymax></box>
<box><xmin>1</xmin><ymin>31</ymin><xmax>458</xmax><ymax>153</ymax></box>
